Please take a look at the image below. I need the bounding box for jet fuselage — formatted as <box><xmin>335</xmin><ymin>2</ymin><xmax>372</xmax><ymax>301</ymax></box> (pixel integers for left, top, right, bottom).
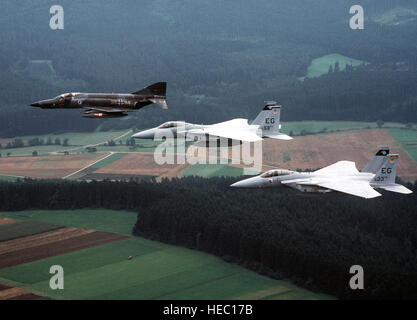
<box><xmin>231</xmin><ymin>170</ymin><xmax>375</xmax><ymax>194</ymax></box>
<box><xmin>31</xmin><ymin>93</ymin><xmax>154</xmax><ymax>110</ymax></box>
<box><xmin>132</xmin><ymin>101</ymin><xmax>292</xmax><ymax>142</ymax></box>
<box><xmin>30</xmin><ymin>82</ymin><xmax>167</xmax><ymax>118</ymax></box>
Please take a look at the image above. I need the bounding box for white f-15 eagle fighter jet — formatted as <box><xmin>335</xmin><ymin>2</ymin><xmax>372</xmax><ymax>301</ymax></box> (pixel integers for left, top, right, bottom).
<box><xmin>231</xmin><ymin>147</ymin><xmax>413</xmax><ymax>199</ymax></box>
<box><xmin>132</xmin><ymin>101</ymin><xmax>292</xmax><ymax>142</ymax></box>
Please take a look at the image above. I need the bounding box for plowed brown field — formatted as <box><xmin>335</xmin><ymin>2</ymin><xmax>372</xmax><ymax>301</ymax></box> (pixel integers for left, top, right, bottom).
<box><xmin>0</xmin><ymin>287</ymin><xmax>42</xmax><ymax>300</ymax></box>
<box><xmin>0</xmin><ymin>218</ymin><xmax>16</xmax><ymax>226</ymax></box>
<box><xmin>0</xmin><ymin>284</ymin><xmax>11</xmax><ymax>290</ymax></box>
<box><xmin>0</xmin><ymin>231</ymin><xmax>129</xmax><ymax>269</ymax></box>
<box><xmin>0</xmin><ymin>227</ymin><xmax>94</xmax><ymax>255</ymax></box>
<box><xmin>95</xmin><ymin>153</ymin><xmax>189</xmax><ymax>179</ymax></box>
<box><xmin>0</xmin><ymin>153</ymin><xmax>106</xmax><ymax>179</ymax></box>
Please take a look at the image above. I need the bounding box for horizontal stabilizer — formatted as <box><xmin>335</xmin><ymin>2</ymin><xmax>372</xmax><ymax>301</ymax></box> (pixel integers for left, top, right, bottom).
<box><xmin>150</xmin><ymin>98</ymin><xmax>168</xmax><ymax>109</ymax></box>
<box><xmin>264</xmin><ymin>134</ymin><xmax>293</xmax><ymax>140</ymax></box>
<box><xmin>378</xmin><ymin>184</ymin><xmax>413</xmax><ymax>194</ymax></box>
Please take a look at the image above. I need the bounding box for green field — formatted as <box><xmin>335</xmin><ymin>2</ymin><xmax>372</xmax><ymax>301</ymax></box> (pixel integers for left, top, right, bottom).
<box><xmin>96</xmin><ymin>138</ymin><xmax>162</xmax><ymax>153</ymax></box>
<box><xmin>79</xmin><ymin>173</ymin><xmax>156</xmax><ymax>182</ymax></box>
<box><xmin>0</xmin><ymin>144</ymin><xmax>72</xmax><ymax>157</ymax></box>
<box><xmin>96</xmin><ymin>145</ymin><xmax>157</xmax><ymax>153</ymax></box>
<box><xmin>0</xmin><ymin>237</ymin><xmax>326</xmax><ymax>300</ymax></box>
<box><xmin>0</xmin><ymin>210</ymin><xmax>332</xmax><ymax>300</ymax></box>
<box><xmin>1</xmin><ymin>130</ymin><xmax>130</xmax><ymax>156</ymax></box>
<box><xmin>88</xmin><ymin>153</ymin><xmax>127</xmax><ymax>169</ymax></box>
<box><xmin>1</xmin><ymin>132</ymin><xmax>184</xmax><ymax>156</ymax></box>
<box><xmin>14</xmin><ymin>130</ymin><xmax>130</xmax><ymax>146</ymax></box>
<box><xmin>299</xmin><ymin>54</ymin><xmax>367</xmax><ymax>80</ymax></box>
<box><xmin>3</xmin><ymin>124</ymin><xmax>415</xmax><ymax>158</ymax></box>
<box><xmin>0</xmin><ymin>220</ymin><xmax>62</xmax><ymax>242</ymax></box>
<box><xmin>0</xmin><ymin>174</ymin><xmax>21</xmax><ymax>182</ymax></box>
<box><xmin>0</xmin><ymin>210</ymin><xmax>137</xmax><ymax>235</ymax></box>
<box><xmin>65</xmin><ymin>152</ymin><xmax>129</xmax><ymax>180</ymax></box>
<box><xmin>182</xmin><ymin>164</ymin><xmax>244</xmax><ymax>178</ymax></box>
<box><xmin>389</xmin><ymin>128</ymin><xmax>417</xmax><ymax>162</ymax></box>
<box><xmin>280</xmin><ymin>121</ymin><xmax>410</xmax><ymax>136</ymax></box>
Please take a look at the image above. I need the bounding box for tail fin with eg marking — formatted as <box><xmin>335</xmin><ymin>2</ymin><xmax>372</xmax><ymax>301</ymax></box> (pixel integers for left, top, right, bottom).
<box><xmin>371</xmin><ymin>153</ymin><xmax>413</xmax><ymax>194</ymax></box>
<box><xmin>251</xmin><ymin>101</ymin><xmax>292</xmax><ymax>140</ymax></box>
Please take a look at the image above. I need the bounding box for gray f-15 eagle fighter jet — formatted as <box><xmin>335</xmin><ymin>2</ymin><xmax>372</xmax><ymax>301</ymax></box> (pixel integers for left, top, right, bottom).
<box><xmin>30</xmin><ymin>82</ymin><xmax>167</xmax><ymax>118</ymax></box>
<box><xmin>132</xmin><ymin>101</ymin><xmax>292</xmax><ymax>142</ymax></box>
<box><xmin>231</xmin><ymin>147</ymin><xmax>413</xmax><ymax>199</ymax></box>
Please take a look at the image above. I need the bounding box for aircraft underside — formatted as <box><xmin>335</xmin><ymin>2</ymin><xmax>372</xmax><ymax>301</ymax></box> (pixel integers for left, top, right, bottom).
<box><xmin>82</xmin><ymin>108</ymin><xmax>129</xmax><ymax>118</ymax></box>
<box><xmin>289</xmin><ymin>184</ymin><xmax>333</xmax><ymax>194</ymax></box>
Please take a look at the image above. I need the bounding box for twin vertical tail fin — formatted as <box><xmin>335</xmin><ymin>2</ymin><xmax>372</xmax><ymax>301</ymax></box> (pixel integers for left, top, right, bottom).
<box><xmin>251</xmin><ymin>101</ymin><xmax>292</xmax><ymax>140</ymax></box>
<box><xmin>362</xmin><ymin>147</ymin><xmax>390</xmax><ymax>173</ymax></box>
<box><xmin>370</xmin><ymin>152</ymin><xmax>413</xmax><ymax>194</ymax></box>
<box><xmin>372</xmin><ymin>153</ymin><xmax>398</xmax><ymax>185</ymax></box>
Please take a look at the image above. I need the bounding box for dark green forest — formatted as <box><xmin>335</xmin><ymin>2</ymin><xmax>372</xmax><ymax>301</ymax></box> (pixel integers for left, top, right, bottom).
<box><xmin>0</xmin><ymin>0</ymin><xmax>416</xmax><ymax>136</ymax></box>
<box><xmin>0</xmin><ymin>177</ymin><xmax>415</xmax><ymax>299</ymax></box>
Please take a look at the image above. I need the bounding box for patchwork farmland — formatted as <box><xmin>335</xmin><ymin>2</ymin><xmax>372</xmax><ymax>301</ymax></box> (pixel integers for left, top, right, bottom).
<box><xmin>0</xmin><ymin>210</ymin><xmax>332</xmax><ymax>300</ymax></box>
<box><xmin>0</xmin><ymin>125</ymin><xmax>414</xmax><ymax>300</ymax></box>
<box><xmin>0</xmin><ymin>153</ymin><xmax>107</xmax><ymax>179</ymax></box>
<box><xmin>92</xmin><ymin>153</ymin><xmax>189</xmax><ymax>181</ymax></box>
<box><xmin>223</xmin><ymin>129</ymin><xmax>417</xmax><ymax>182</ymax></box>
<box><xmin>0</xmin><ymin>125</ymin><xmax>415</xmax><ymax>182</ymax></box>
<box><xmin>0</xmin><ymin>218</ymin><xmax>16</xmax><ymax>226</ymax></box>
<box><xmin>0</xmin><ymin>284</ymin><xmax>42</xmax><ymax>300</ymax></box>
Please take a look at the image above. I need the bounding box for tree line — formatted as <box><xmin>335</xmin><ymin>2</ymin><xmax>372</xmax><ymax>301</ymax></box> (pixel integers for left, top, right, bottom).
<box><xmin>0</xmin><ymin>137</ymin><xmax>70</xmax><ymax>149</ymax></box>
<box><xmin>0</xmin><ymin>176</ymin><xmax>415</xmax><ymax>299</ymax></box>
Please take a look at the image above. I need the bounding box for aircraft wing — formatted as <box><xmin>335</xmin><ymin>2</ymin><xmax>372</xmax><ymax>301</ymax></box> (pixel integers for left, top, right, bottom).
<box><xmin>204</xmin><ymin>128</ymin><xmax>262</xmax><ymax>142</ymax></box>
<box><xmin>317</xmin><ymin>181</ymin><xmax>382</xmax><ymax>199</ymax></box>
<box><xmin>213</xmin><ymin>118</ymin><xmax>249</xmax><ymax>127</ymax></box>
<box><xmin>282</xmin><ymin>178</ymin><xmax>382</xmax><ymax>199</ymax></box>
<box><xmin>189</xmin><ymin>119</ymin><xmax>263</xmax><ymax>142</ymax></box>
<box><xmin>314</xmin><ymin>161</ymin><xmax>359</xmax><ymax>175</ymax></box>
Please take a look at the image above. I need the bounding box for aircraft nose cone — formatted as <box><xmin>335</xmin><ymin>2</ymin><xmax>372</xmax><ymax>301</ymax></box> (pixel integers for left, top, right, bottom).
<box><xmin>30</xmin><ymin>101</ymin><xmax>41</xmax><ymax>107</ymax></box>
<box><xmin>230</xmin><ymin>176</ymin><xmax>263</xmax><ymax>188</ymax></box>
<box><xmin>230</xmin><ymin>180</ymin><xmax>248</xmax><ymax>188</ymax></box>
<box><xmin>132</xmin><ymin>128</ymin><xmax>156</xmax><ymax>139</ymax></box>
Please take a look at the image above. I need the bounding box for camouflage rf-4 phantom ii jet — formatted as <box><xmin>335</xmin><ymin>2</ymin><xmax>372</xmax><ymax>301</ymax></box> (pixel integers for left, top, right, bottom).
<box><xmin>231</xmin><ymin>147</ymin><xmax>413</xmax><ymax>199</ymax></box>
<box><xmin>30</xmin><ymin>82</ymin><xmax>167</xmax><ymax>118</ymax></box>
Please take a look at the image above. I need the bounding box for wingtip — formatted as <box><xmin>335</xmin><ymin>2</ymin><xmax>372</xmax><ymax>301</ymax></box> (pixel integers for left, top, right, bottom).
<box><xmin>366</xmin><ymin>190</ymin><xmax>382</xmax><ymax>199</ymax></box>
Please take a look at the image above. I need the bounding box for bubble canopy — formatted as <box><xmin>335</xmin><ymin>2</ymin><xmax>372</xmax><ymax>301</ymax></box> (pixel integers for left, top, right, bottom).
<box><xmin>261</xmin><ymin>169</ymin><xmax>294</xmax><ymax>178</ymax></box>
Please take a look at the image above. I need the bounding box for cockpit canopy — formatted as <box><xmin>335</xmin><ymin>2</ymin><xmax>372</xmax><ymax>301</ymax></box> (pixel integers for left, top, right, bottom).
<box><xmin>55</xmin><ymin>93</ymin><xmax>69</xmax><ymax>99</ymax></box>
<box><xmin>261</xmin><ymin>169</ymin><xmax>294</xmax><ymax>178</ymax></box>
<box><xmin>158</xmin><ymin>121</ymin><xmax>177</xmax><ymax>129</ymax></box>
<box><xmin>54</xmin><ymin>93</ymin><xmax>77</xmax><ymax>101</ymax></box>
<box><xmin>54</xmin><ymin>92</ymin><xmax>81</xmax><ymax>100</ymax></box>
<box><xmin>158</xmin><ymin>121</ymin><xmax>186</xmax><ymax>129</ymax></box>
